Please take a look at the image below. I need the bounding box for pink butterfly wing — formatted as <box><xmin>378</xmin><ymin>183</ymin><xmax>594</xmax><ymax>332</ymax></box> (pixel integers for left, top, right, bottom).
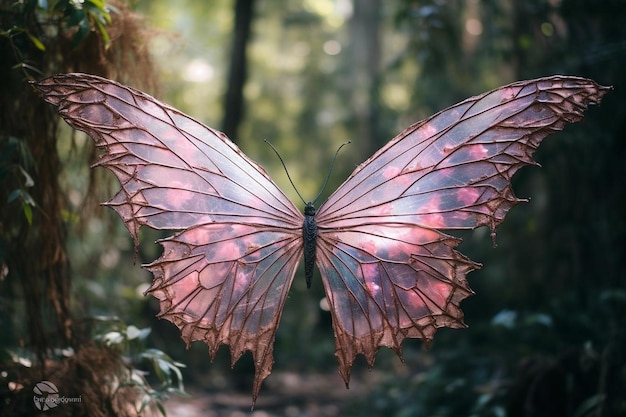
<box><xmin>36</xmin><ymin>73</ymin><xmax>304</xmax><ymax>404</ymax></box>
<box><xmin>315</xmin><ymin>76</ymin><xmax>610</xmax><ymax>385</ymax></box>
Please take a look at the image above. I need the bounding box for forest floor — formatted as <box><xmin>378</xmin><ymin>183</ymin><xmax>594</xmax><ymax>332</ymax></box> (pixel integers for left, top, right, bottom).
<box><xmin>163</xmin><ymin>370</ymin><xmax>382</xmax><ymax>417</ymax></box>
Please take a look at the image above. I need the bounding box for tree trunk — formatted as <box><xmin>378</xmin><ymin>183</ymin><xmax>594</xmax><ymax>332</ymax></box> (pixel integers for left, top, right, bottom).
<box><xmin>222</xmin><ymin>0</ymin><xmax>255</xmax><ymax>141</ymax></box>
<box><xmin>349</xmin><ymin>0</ymin><xmax>382</xmax><ymax>157</ymax></box>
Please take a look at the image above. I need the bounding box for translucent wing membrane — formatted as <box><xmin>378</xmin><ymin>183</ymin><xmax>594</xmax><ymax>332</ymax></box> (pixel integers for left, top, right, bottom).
<box><xmin>317</xmin><ymin>77</ymin><xmax>609</xmax><ymax>232</ymax></box>
<box><xmin>316</xmin><ymin>224</ymin><xmax>476</xmax><ymax>383</ymax></box>
<box><xmin>37</xmin><ymin>73</ymin><xmax>609</xmax><ymax>405</ymax></box>
<box><xmin>37</xmin><ymin>74</ymin><xmax>302</xmax><ymax>239</ymax></box>
<box><xmin>316</xmin><ymin>76</ymin><xmax>609</xmax><ymax>386</ymax></box>
<box><xmin>146</xmin><ymin>223</ymin><xmax>303</xmax><ymax>400</ymax></box>
<box><xmin>36</xmin><ymin>73</ymin><xmax>304</xmax><ymax>405</ymax></box>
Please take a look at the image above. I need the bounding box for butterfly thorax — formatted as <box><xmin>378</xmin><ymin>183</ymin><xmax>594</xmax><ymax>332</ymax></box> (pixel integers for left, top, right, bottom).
<box><xmin>303</xmin><ymin>202</ymin><xmax>317</xmax><ymax>288</ymax></box>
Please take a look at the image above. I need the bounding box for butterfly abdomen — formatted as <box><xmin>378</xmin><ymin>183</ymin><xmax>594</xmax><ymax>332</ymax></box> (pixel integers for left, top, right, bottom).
<box><xmin>303</xmin><ymin>203</ymin><xmax>317</xmax><ymax>289</ymax></box>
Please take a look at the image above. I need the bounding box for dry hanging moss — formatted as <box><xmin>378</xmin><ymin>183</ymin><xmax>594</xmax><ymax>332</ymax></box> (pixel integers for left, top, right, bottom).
<box><xmin>0</xmin><ymin>1</ymin><xmax>160</xmax><ymax>415</ymax></box>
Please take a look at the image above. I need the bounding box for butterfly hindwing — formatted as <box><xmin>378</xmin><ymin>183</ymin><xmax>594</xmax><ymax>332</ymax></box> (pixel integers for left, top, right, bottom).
<box><xmin>316</xmin><ymin>223</ymin><xmax>476</xmax><ymax>383</ymax></box>
<box><xmin>36</xmin><ymin>73</ymin><xmax>304</xmax><ymax>404</ymax></box>
<box><xmin>315</xmin><ymin>76</ymin><xmax>609</xmax><ymax>386</ymax></box>
<box><xmin>146</xmin><ymin>222</ymin><xmax>303</xmax><ymax>400</ymax></box>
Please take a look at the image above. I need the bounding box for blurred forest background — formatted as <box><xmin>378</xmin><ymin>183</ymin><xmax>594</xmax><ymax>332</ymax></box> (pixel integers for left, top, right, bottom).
<box><xmin>1</xmin><ymin>0</ymin><xmax>625</xmax><ymax>416</ymax></box>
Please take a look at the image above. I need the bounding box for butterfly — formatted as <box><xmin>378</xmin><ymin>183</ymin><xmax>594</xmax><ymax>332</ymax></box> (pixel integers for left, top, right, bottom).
<box><xmin>36</xmin><ymin>74</ymin><xmax>609</xmax><ymax>406</ymax></box>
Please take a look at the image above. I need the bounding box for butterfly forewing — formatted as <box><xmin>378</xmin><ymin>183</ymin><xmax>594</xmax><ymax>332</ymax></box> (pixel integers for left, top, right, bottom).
<box><xmin>36</xmin><ymin>73</ymin><xmax>304</xmax><ymax>405</ymax></box>
<box><xmin>38</xmin><ymin>74</ymin><xmax>301</xmax><ymax>236</ymax></box>
<box><xmin>317</xmin><ymin>77</ymin><xmax>606</xmax><ymax>231</ymax></box>
<box><xmin>315</xmin><ymin>76</ymin><xmax>609</xmax><ymax>386</ymax></box>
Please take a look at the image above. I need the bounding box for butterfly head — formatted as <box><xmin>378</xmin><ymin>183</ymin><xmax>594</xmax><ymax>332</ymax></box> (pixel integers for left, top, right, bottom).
<box><xmin>304</xmin><ymin>202</ymin><xmax>316</xmax><ymax>217</ymax></box>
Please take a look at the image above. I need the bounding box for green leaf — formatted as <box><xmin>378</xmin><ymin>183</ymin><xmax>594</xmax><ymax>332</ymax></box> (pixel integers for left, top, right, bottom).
<box><xmin>138</xmin><ymin>394</ymin><xmax>152</xmax><ymax>413</ymax></box>
<box><xmin>21</xmin><ymin>192</ymin><xmax>35</xmax><ymax>207</ymax></box>
<box><xmin>67</xmin><ymin>8</ymin><xmax>87</xmax><ymax>26</ymax></box>
<box><xmin>18</xmin><ymin>166</ymin><xmax>34</xmax><ymax>187</ymax></box>
<box><xmin>130</xmin><ymin>369</ymin><xmax>149</xmax><ymax>386</ymax></box>
<box><xmin>71</xmin><ymin>16</ymin><xmax>91</xmax><ymax>47</ymax></box>
<box><xmin>126</xmin><ymin>325</ymin><xmax>151</xmax><ymax>340</ymax></box>
<box><xmin>26</xmin><ymin>32</ymin><xmax>46</xmax><ymax>51</ymax></box>
<box><xmin>100</xmin><ymin>331</ymin><xmax>124</xmax><ymax>346</ymax></box>
<box><xmin>7</xmin><ymin>189</ymin><xmax>20</xmax><ymax>203</ymax></box>
<box><xmin>490</xmin><ymin>309</ymin><xmax>517</xmax><ymax>329</ymax></box>
<box><xmin>167</xmin><ymin>387</ymin><xmax>190</xmax><ymax>398</ymax></box>
<box><xmin>156</xmin><ymin>401</ymin><xmax>167</xmax><ymax>416</ymax></box>
<box><xmin>85</xmin><ymin>4</ymin><xmax>110</xmax><ymax>24</ymax></box>
<box><xmin>87</xmin><ymin>0</ymin><xmax>108</xmax><ymax>10</ymax></box>
<box><xmin>94</xmin><ymin>18</ymin><xmax>111</xmax><ymax>47</ymax></box>
<box><xmin>22</xmin><ymin>203</ymin><xmax>33</xmax><ymax>225</ymax></box>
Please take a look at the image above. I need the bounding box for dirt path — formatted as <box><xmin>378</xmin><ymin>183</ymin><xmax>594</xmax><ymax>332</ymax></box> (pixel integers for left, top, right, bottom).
<box><xmin>163</xmin><ymin>370</ymin><xmax>380</xmax><ymax>417</ymax></box>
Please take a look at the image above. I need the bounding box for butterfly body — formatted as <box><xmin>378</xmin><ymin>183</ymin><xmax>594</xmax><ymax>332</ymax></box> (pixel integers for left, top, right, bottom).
<box><xmin>35</xmin><ymin>73</ymin><xmax>609</xmax><ymax>406</ymax></box>
<box><xmin>303</xmin><ymin>202</ymin><xmax>318</xmax><ymax>289</ymax></box>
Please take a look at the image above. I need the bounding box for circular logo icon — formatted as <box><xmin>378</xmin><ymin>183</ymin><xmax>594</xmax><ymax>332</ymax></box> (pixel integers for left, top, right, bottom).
<box><xmin>33</xmin><ymin>381</ymin><xmax>59</xmax><ymax>411</ymax></box>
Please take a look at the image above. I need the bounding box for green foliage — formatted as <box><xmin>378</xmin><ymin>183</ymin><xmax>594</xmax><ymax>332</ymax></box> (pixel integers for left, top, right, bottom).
<box><xmin>0</xmin><ymin>317</ymin><xmax>187</xmax><ymax>417</ymax></box>
<box><xmin>53</xmin><ymin>0</ymin><xmax>113</xmax><ymax>47</ymax></box>
<box><xmin>92</xmin><ymin>317</ymin><xmax>188</xmax><ymax>416</ymax></box>
<box><xmin>348</xmin><ymin>288</ymin><xmax>626</xmax><ymax>417</ymax></box>
<box><xmin>0</xmin><ymin>0</ymin><xmax>113</xmax><ymax>53</ymax></box>
<box><xmin>0</xmin><ymin>136</ymin><xmax>36</xmax><ymax>226</ymax></box>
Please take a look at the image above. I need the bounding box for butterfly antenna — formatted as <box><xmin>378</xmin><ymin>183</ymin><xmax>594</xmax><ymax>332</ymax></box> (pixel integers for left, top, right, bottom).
<box><xmin>312</xmin><ymin>140</ymin><xmax>351</xmax><ymax>205</ymax></box>
<box><xmin>265</xmin><ymin>140</ymin><xmax>307</xmax><ymax>205</ymax></box>
<box><xmin>265</xmin><ymin>140</ymin><xmax>351</xmax><ymax>205</ymax></box>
